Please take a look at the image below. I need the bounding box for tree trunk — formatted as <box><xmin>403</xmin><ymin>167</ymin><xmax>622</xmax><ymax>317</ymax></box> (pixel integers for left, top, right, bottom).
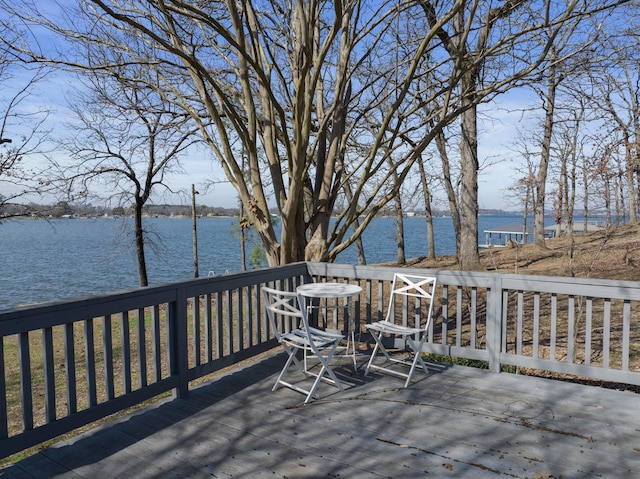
<box><xmin>458</xmin><ymin>103</ymin><xmax>482</xmax><ymax>270</ymax></box>
<box><xmin>418</xmin><ymin>157</ymin><xmax>436</xmax><ymax>259</ymax></box>
<box><xmin>394</xmin><ymin>193</ymin><xmax>406</xmax><ymax>265</ymax></box>
<box><xmin>624</xmin><ymin>131</ymin><xmax>638</xmax><ymax>225</ymax></box>
<box><xmin>343</xmin><ymin>181</ymin><xmax>367</xmax><ymax>264</ymax></box>
<box><xmin>239</xmin><ymin>198</ymin><xmax>247</xmax><ymax>271</ymax></box>
<box><xmin>434</xmin><ymin>127</ymin><xmax>461</xmax><ymax>254</ymax></box>
<box><xmin>533</xmin><ymin>60</ymin><xmax>558</xmax><ymax>249</ymax></box>
<box><xmin>133</xmin><ymin>202</ymin><xmax>149</xmax><ymax>287</ymax></box>
<box><xmin>389</xmin><ymin>156</ymin><xmax>406</xmax><ymax>265</ymax></box>
<box><xmin>522</xmin><ymin>184</ymin><xmax>530</xmax><ymax>243</ymax></box>
<box><xmin>582</xmin><ymin>165</ymin><xmax>589</xmax><ymax>232</ymax></box>
<box><xmin>604</xmin><ymin>171</ymin><xmax>612</xmax><ymax>226</ymax></box>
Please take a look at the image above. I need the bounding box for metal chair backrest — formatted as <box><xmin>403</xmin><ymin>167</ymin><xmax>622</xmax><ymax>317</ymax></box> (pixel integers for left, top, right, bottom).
<box><xmin>385</xmin><ymin>273</ymin><xmax>437</xmax><ymax>331</ymax></box>
<box><xmin>262</xmin><ymin>286</ymin><xmax>305</xmax><ymax>340</ymax></box>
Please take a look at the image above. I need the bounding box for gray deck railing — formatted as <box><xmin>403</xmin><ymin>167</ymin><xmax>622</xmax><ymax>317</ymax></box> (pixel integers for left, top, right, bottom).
<box><xmin>0</xmin><ymin>263</ymin><xmax>310</xmax><ymax>460</ymax></box>
<box><xmin>2</xmin><ymin>262</ymin><xmax>640</xmax><ymax>460</ymax></box>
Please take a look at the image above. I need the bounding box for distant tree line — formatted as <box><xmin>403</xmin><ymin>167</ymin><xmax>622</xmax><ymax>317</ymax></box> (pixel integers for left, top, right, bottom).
<box><xmin>1</xmin><ymin>201</ymin><xmax>240</xmax><ymax>219</ymax></box>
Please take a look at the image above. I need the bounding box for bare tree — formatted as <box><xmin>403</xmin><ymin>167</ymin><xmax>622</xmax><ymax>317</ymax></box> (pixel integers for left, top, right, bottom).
<box><xmin>1</xmin><ymin>0</ymin><xmax>627</xmax><ymax>268</ymax></box>
<box><xmin>552</xmin><ymin>104</ymin><xmax>587</xmax><ymax>240</ymax></box>
<box><xmin>58</xmin><ymin>67</ymin><xmax>198</xmax><ymax>286</ymax></box>
<box><xmin>589</xmin><ymin>33</ymin><xmax>640</xmax><ymax>225</ymax></box>
<box><xmin>418</xmin><ymin>0</ymin><xmax>612</xmax><ymax>267</ymax></box>
<box><xmin>0</xmin><ymin>53</ymin><xmax>51</xmax><ymax>217</ymax></box>
<box><xmin>531</xmin><ymin>50</ymin><xmax>561</xmax><ymax>247</ymax></box>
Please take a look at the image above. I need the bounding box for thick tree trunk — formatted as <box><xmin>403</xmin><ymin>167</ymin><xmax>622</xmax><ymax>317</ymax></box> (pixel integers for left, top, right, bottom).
<box><xmin>458</xmin><ymin>104</ymin><xmax>482</xmax><ymax>270</ymax></box>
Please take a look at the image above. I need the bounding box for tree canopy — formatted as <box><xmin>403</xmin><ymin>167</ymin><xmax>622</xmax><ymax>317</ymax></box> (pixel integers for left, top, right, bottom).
<box><xmin>0</xmin><ymin>0</ymin><xmax>630</xmax><ymax>267</ymax></box>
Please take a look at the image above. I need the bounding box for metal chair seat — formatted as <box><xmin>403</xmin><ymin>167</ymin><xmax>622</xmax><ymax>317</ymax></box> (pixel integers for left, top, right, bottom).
<box><xmin>262</xmin><ymin>286</ymin><xmax>345</xmax><ymax>404</ymax></box>
<box><xmin>364</xmin><ymin>273</ymin><xmax>437</xmax><ymax>388</ymax></box>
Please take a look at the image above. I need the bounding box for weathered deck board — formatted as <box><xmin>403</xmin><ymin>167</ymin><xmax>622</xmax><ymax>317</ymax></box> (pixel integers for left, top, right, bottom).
<box><xmin>2</xmin><ymin>353</ymin><xmax>640</xmax><ymax>478</ymax></box>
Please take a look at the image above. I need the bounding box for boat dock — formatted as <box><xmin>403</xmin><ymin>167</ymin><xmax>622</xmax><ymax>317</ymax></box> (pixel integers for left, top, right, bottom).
<box><xmin>480</xmin><ymin>224</ymin><xmax>536</xmax><ymax>249</ymax></box>
<box><xmin>481</xmin><ymin>222</ymin><xmax>604</xmax><ymax>249</ymax></box>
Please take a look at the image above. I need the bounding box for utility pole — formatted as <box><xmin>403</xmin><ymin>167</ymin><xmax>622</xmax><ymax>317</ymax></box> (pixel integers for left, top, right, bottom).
<box><xmin>192</xmin><ymin>184</ymin><xmax>199</xmax><ymax>278</ymax></box>
<box><xmin>239</xmin><ymin>197</ymin><xmax>247</xmax><ymax>271</ymax></box>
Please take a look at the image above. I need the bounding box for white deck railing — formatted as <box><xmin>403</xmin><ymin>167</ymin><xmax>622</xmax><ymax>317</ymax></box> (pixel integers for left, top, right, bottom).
<box><xmin>310</xmin><ymin>263</ymin><xmax>640</xmax><ymax>384</ymax></box>
<box><xmin>2</xmin><ymin>262</ymin><xmax>639</xmax><ymax>459</ymax></box>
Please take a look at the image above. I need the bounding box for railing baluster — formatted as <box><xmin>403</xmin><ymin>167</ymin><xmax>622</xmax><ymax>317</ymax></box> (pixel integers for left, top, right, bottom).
<box><xmin>103</xmin><ymin>315</ymin><xmax>114</xmax><ymax>400</ymax></box>
<box><xmin>550</xmin><ymin>293</ymin><xmax>557</xmax><ymax>360</ymax></box>
<box><xmin>225</xmin><ymin>290</ymin><xmax>233</xmax><ymax>354</ymax></box>
<box><xmin>377</xmin><ymin>280</ymin><xmax>384</xmax><ymax>322</ymax></box>
<box><xmin>516</xmin><ymin>291</ymin><xmax>524</xmax><ymax>356</ymax></box>
<box><xmin>19</xmin><ymin>332</ymin><xmax>33</xmax><ymax>431</ymax></box>
<box><xmin>603</xmin><ymin>298</ymin><xmax>611</xmax><ymax>369</ymax></box>
<box><xmin>623</xmin><ymin>300</ymin><xmax>631</xmax><ymax>371</ymax></box>
<box><xmin>205</xmin><ymin>293</ymin><xmax>213</xmax><ymax>361</ymax></box>
<box><xmin>84</xmin><ymin>318</ymin><xmax>97</xmax><ymax>407</ymax></box>
<box><xmin>428</xmin><ymin>282</ymin><xmax>435</xmax><ymax>343</ymax></box>
<box><xmin>64</xmin><ymin>322</ymin><xmax>77</xmax><ymax>414</ymax></box>
<box><xmin>246</xmin><ymin>285</ymin><xmax>254</xmax><ymax>347</ymax></box>
<box><xmin>567</xmin><ymin>295</ymin><xmax>575</xmax><ymax>363</ymax></box>
<box><xmin>237</xmin><ymin>288</ymin><xmax>244</xmax><ymax>350</ymax></box>
<box><xmin>121</xmin><ymin>312</ymin><xmax>132</xmax><ymax>394</ymax></box>
<box><xmin>585</xmin><ymin>297</ymin><xmax>593</xmax><ymax>366</ymax></box>
<box><xmin>533</xmin><ymin>292</ymin><xmax>540</xmax><ymax>359</ymax></box>
<box><xmin>501</xmin><ymin>290</ymin><xmax>508</xmax><ymax>354</ymax></box>
<box><xmin>42</xmin><ymin>326</ymin><xmax>56</xmax><ymax>423</ymax></box>
<box><xmin>364</xmin><ymin>279</ymin><xmax>372</xmax><ymax>328</ymax></box>
<box><xmin>487</xmin><ymin>276</ymin><xmax>502</xmax><ymax>373</ymax></box>
<box><xmin>192</xmin><ymin>296</ymin><xmax>201</xmax><ymax>367</ymax></box>
<box><xmin>152</xmin><ymin>304</ymin><xmax>162</xmax><ymax>383</ymax></box>
<box><xmin>456</xmin><ymin>286</ymin><xmax>462</xmax><ymax>348</ymax></box>
<box><xmin>441</xmin><ymin>286</ymin><xmax>449</xmax><ymax>345</ymax></box>
<box><xmin>0</xmin><ymin>337</ymin><xmax>7</xmax><ymax>439</ymax></box>
<box><xmin>216</xmin><ymin>291</ymin><xmax>224</xmax><ymax>358</ymax></box>
<box><xmin>137</xmin><ymin>307</ymin><xmax>147</xmax><ymax>388</ymax></box>
<box><xmin>470</xmin><ymin>287</ymin><xmax>477</xmax><ymax>349</ymax></box>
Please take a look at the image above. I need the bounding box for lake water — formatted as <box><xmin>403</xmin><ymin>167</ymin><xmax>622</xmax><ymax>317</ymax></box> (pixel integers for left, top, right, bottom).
<box><xmin>0</xmin><ymin>215</ymin><xmax>528</xmax><ymax>309</ymax></box>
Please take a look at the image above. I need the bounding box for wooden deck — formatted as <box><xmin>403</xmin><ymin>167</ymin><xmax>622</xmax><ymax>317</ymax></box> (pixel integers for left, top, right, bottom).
<box><xmin>2</xmin><ymin>353</ymin><xmax>640</xmax><ymax>478</ymax></box>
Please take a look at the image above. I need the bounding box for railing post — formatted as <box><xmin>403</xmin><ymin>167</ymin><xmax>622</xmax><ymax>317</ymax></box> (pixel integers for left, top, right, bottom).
<box><xmin>486</xmin><ymin>276</ymin><xmax>503</xmax><ymax>373</ymax></box>
<box><xmin>168</xmin><ymin>288</ymin><xmax>190</xmax><ymax>398</ymax></box>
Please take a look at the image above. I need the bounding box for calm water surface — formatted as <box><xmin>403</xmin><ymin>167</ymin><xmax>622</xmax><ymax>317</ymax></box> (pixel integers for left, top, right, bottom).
<box><xmin>1</xmin><ymin>215</ymin><xmax>526</xmax><ymax>309</ymax></box>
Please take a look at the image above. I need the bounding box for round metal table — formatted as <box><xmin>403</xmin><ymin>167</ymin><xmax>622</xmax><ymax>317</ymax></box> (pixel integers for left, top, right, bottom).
<box><xmin>297</xmin><ymin>282</ymin><xmax>362</xmax><ymax>370</ymax></box>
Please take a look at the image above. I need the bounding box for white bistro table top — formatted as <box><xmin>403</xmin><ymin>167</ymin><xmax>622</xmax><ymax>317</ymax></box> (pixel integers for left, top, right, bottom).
<box><xmin>296</xmin><ymin>282</ymin><xmax>362</xmax><ymax>299</ymax></box>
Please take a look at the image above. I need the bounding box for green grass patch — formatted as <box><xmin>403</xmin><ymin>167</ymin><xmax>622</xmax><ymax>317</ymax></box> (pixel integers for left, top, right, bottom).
<box><xmin>422</xmin><ymin>353</ymin><xmax>517</xmax><ymax>373</ymax></box>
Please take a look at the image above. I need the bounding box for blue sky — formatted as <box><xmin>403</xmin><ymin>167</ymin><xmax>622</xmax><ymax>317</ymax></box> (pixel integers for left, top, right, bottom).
<box><xmin>3</xmin><ymin>45</ymin><xmax>540</xmax><ymax>211</ymax></box>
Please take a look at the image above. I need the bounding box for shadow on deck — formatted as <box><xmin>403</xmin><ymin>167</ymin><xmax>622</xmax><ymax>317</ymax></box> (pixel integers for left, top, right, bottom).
<box><xmin>2</xmin><ymin>353</ymin><xmax>640</xmax><ymax>478</ymax></box>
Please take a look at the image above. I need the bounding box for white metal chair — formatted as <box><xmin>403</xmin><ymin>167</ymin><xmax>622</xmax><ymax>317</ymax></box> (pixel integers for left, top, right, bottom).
<box><xmin>364</xmin><ymin>273</ymin><xmax>437</xmax><ymax>387</ymax></box>
<box><xmin>262</xmin><ymin>286</ymin><xmax>345</xmax><ymax>404</ymax></box>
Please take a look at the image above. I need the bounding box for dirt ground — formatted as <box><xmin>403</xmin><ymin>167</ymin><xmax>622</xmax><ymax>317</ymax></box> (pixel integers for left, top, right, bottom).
<box><xmin>407</xmin><ymin>223</ymin><xmax>640</xmax><ymax>281</ymax></box>
<box><xmin>404</xmin><ymin>223</ymin><xmax>640</xmax><ymax>393</ymax></box>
